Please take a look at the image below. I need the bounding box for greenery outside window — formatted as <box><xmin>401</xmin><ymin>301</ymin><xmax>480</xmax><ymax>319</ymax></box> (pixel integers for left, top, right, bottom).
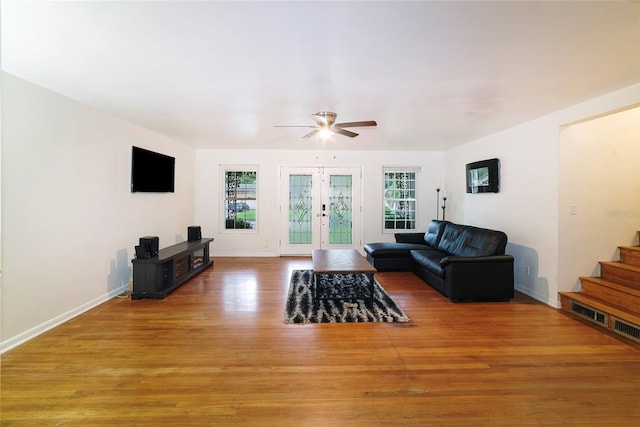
<box><xmin>223</xmin><ymin>167</ymin><xmax>257</xmax><ymax>231</ymax></box>
<box><xmin>383</xmin><ymin>168</ymin><xmax>417</xmax><ymax>231</ymax></box>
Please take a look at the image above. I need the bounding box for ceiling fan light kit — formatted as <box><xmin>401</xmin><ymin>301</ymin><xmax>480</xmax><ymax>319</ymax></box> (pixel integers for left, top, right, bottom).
<box><xmin>276</xmin><ymin>111</ymin><xmax>377</xmax><ymax>139</ymax></box>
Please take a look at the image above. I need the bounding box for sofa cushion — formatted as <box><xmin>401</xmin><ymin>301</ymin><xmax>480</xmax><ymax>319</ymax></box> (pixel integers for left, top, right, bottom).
<box><xmin>437</xmin><ymin>223</ymin><xmax>507</xmax><ymax>257</ymax></box>
<box><xmin>394</xmin><ymin>232</ymin><xmax>426</xmax><ymax>244</ymax></box>
<box><xmin>423</xmin><ymin>220</ymin><xmax>450</xmax><ymax>247</ymax></box>
<box><xmin>363</xmin><ymin>242</ymin><xmax>428</xmax><ymax>259</ymax></box>
<box><xmin>410</xmin><ymin>249</ymin><xmax>446</xmax><ymax>278</ymax></box>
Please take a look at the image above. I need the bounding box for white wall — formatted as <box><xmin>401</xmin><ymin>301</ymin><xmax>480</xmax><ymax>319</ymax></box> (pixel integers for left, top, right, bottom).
<box><xmin>195</xmin><ymin>149</ymin><xmax>443</xmax><ymax>256</ymax></box>
<box><xmin>558</xmin><ymin>106</ymin><xmax>640</xmax><ymax>292</ymax></box>
<box><xmin>1</xmin><ymin>73</ymin><xmax>196</xmax><ymax>352</ymax></box>
<box><xmin>0</xmin><ymin>7</ymin><xmax>3</xmax><ymax>345</ymax></box>
<box><xmin>444</xmin><ymin>83</ymin><xmax>640</xmax><ymax>307</ymax></box>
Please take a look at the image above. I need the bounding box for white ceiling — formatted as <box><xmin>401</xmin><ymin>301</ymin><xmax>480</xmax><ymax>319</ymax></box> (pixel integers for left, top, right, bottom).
<box><xmin>2</xmin><ymin>1</ymin><xmax>640</xmax><ymax>151</ymax></box>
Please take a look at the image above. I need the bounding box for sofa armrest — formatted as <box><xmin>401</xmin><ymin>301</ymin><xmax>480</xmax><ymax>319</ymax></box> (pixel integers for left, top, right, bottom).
<box><xmin>440</xmin><ymin>255</ymin><xmax>514</xmax><ymax>266</ymax></box>
<box><xmin>394</xmin><ymin>232</ymin><xmax>425</xmax><ymax>244</ymax></box>
<box><xmin>440</xmin><ymin>255</ymin><xmax>514</xmax><ymax>301</ymax></box>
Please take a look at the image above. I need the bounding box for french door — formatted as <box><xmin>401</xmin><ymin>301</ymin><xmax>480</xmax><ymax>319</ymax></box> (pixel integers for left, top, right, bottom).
<box><xmin>279</xmin><ymin>167</ymin><xmax>362</xmax><ymax>255</ymax></box>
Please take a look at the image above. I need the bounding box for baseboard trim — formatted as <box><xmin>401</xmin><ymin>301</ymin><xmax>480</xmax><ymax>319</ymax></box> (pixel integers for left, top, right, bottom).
<box><xmin>515</xmin><ymin>282</ymin><xmax>559</xmax><ymax>308</ymax></box>
<box><xmin>0</xmin><ymin>285</ymin><xmax>128</xmax><ymax>354</ymax></box>
<box><xmin>212</xmin><ymin>251</ymin><xmax>280</xmax><ymax>257</ymax></box>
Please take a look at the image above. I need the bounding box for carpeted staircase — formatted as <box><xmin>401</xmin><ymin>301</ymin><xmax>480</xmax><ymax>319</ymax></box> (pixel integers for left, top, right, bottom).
<box><xmin>559</xmin><ymin>240</ymin><xmax>640</xmax><ymax>345</ymax></box>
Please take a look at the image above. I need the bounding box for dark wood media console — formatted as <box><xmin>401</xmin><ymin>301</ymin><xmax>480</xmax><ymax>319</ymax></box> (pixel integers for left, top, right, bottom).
<box><xmin>131</xmin><ymin>238</ymin><xmax>213</xmax><ymax>300</ymax></box>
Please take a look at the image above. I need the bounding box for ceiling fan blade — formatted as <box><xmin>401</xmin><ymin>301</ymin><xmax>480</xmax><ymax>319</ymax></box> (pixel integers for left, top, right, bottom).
<box><xmin>333</xmin><ymin>128</ymin><xmax>359</xmax><ymax>138</ymax></box>
<box><xmin>274</xmin><ymin>125</ymin><xmax>316</xmax><ymax>128</ymax></box>
<box><xmin>335</xmin><ymin>120</ymin><xmax>377</xmax><ymax>128</ymax></box>
<box><xmin>302</xmin><ymin>129</ymin><xmax>320</xmax><ymax>139</ymax></box>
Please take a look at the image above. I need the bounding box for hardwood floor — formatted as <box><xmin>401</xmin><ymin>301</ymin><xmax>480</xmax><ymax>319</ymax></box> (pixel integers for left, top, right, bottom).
<box><xmin>2</xmin><ymin>257</ymin><xmax>640</xmax><ymax>426</ymax></box>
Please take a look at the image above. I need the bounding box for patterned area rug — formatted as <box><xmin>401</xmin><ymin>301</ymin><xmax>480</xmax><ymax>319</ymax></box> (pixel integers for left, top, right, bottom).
<box><xmin>283</xmin><ymin>270</ymin><xmax>410</xmax><ymax>323</ymax></box>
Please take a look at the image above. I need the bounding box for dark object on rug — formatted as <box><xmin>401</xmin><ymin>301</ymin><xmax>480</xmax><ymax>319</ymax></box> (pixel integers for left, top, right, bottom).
<box><xmin>283</xmin><ymin>270</ymin><xmax>409</xmax><ymax>323</ymax></box>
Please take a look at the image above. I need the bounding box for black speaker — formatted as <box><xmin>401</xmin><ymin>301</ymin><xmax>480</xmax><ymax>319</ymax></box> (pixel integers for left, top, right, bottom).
<box><xmin>134</xmin><ymin>245</ymin><xmax>147</xmax><ymax>259</ymax></box>
<box><xmin>188</xmin><ymin>226</ymin><xmax>202</xmax><ymax>241</ymax></box>
<box><xmin>139</xmin><ymin>236</ymin><xmax>159</xmax><ymax>257</ymax></box>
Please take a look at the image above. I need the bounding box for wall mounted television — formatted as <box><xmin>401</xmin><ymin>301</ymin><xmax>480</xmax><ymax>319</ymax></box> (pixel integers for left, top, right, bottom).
<box><xmin>466</xmin><ymin>158</ymin><xmax>500</xmax><ymax>193</ymax></box>
<box><xmin>131</xmin><ymin>146</ymin><xmax>175</xmax><ymax>193</ymax></box>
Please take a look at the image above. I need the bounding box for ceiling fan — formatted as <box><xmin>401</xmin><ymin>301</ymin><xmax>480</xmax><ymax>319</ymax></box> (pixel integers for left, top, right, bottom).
<box><xmin>275</xmin><ymin>111</ymin><xmax>377</xmax><ymax>139</ymax></box>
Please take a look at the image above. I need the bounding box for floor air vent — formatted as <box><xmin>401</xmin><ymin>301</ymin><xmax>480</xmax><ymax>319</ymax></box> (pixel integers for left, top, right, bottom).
<box><xmin>570</xmin><ymin>301</ymin><xmax>607</xmax><ymax>325</ymax></box>
<box><xmin>612</xmin><ymin>317</ymin><xmax>640</xmax><ymax>344</ymax></box>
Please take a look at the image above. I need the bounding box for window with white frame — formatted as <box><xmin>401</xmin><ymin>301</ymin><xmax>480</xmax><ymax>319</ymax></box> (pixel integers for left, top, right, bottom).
<box><xmin>383</xmin><ymin>167</ymin><xmax>418</xmax><ymax>231</ymax></box>
<box><xmin>223</xmin><ymin>166</ymin><xmax>257</xmax><ymax>231</ymax></box>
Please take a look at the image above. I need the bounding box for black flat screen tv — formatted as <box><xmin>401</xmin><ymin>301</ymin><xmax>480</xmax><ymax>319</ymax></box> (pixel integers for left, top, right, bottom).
<box><xmin>131</xmin><ymin>146</ymin><xmax>175</xmax><ymax>193</ymax></box>
<box><xmin>466</xmin><ymin>158</ymin><xmax>500</xmax><ymax>193</ymax></box>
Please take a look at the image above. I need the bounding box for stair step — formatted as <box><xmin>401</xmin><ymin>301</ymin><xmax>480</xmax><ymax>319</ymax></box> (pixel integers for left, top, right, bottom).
<box><xmin>619</xmin><ymin>246</ymin><xmax>640</xmax><ymax>267</ymax></box>
<box><xmin>599</xmin><ymin>261</ymin><xmax>640</xmax><ymax>289</ymax></box>
<box><xmin>580</xmin><ymin>276</ymin><xmax>640</xmax><ymax>314</ymax></box>
<box><xmin>559</xmin><ymin>292</ymin><xmax>640</xmax><ymax>344</ymax></box>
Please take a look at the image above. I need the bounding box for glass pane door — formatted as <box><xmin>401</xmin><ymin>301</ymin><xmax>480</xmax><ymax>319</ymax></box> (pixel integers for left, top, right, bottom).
<box><xmin>288</xmin><ymin>174</ymin><xmax>313</xmax><ymax>245</ymax></box>
<box><xmin>326</xmin><ymin>174</ymin><xmax>352</xmax><ymax>245</ymax></box>
<box><xmin>280</xmin><ymin>167</ymin><xmax>361</xmax><ymax>255</ymax></box>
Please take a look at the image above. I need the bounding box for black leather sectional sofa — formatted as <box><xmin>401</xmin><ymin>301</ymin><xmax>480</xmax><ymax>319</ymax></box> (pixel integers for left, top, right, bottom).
<box><xmin>364</xmin><ymin>220</ymin><xmax>514</xmax><ymax>301</ymax></box>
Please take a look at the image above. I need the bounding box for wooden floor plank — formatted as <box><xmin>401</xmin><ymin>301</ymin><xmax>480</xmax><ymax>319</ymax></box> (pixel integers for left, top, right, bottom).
<box><xmin>2</xmin><ymin>257</ymin><xmax>640</xmax><ymax>426</ymax></box>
